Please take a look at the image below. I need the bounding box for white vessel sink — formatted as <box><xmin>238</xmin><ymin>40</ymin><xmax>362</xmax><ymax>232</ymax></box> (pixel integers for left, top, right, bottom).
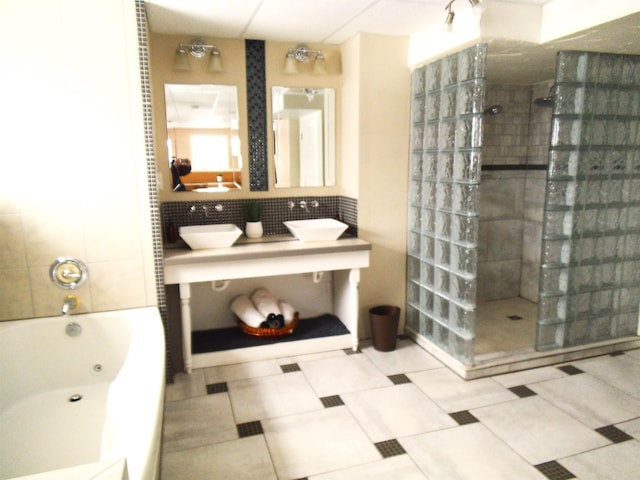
<box><xmin>284</xmin><ymin>218</ymin><xmax>348</xmax><ymax>242</ymax></box>
<box><xmin>179</xmin><ymin>224</ymin><xmax>242</xmax><ymax>249</ymax></box>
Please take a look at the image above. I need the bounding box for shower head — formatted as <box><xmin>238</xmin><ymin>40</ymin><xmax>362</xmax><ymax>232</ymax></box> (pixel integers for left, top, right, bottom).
<box><xmin>483</xmin><ymin>104</ymin><xmax>503</xmax><ymax>115</ymax></box>
<box><xmin>534</xmin><ymin>86</ymin><xmax>555</xmax><ymax>107</ymax></box>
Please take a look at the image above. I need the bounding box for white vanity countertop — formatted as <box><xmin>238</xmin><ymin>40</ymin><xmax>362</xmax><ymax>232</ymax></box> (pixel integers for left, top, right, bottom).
<box><xmin>163</xmin><ymin>236</ymin><xmax>371</xmax><ymax>266</ymax></box>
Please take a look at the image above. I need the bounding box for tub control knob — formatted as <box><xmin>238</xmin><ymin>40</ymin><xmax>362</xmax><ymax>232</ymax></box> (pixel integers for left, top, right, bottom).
<box><xmin>50</xmin><ymin>257</ymin><xmax>88</xmax><ymax>290</ymax></box>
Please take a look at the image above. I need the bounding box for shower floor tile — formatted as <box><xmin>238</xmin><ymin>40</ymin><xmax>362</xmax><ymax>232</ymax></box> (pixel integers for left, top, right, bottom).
<box><xmin>475</xmin><ymin>297</ymin><xmax>538</xmax><ymax>356</ymax></box>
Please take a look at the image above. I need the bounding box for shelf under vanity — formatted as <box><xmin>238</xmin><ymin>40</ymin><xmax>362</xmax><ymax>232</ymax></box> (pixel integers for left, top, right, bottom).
<box><xmin>163</xmin><ymin>237</ymin><xmax>371</xmax><ymax>373</ymax></box>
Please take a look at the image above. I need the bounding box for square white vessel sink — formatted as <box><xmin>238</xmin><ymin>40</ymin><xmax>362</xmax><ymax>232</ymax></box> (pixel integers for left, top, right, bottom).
<box><xmin>283</xmin><ymin>218</ymin><xmax>348</xmax><ymax>242</ymax></box>
<box><xmin>179</xmin><ymin>224</ymin><xmax>242</xmax><ymax>249</ymax></box>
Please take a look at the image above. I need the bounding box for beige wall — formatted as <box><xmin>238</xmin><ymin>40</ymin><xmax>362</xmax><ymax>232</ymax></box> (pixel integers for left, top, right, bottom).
<box><xmin>0</xmin><ymin>0</ymin><xmax>156</xmax><ymax>321</ymax></box>
<box><xmin>151</xmin><ymin>34</ymin><xmax>344</xmax><ymax>201</ymax></box>
<box><xmin>344</xmin><ymin>34</ymin><xmax>411</xmax><ymax>336</ymax></box>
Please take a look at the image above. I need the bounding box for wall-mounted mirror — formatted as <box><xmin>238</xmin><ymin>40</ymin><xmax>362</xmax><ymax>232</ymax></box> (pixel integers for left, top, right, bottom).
<box><xmin>164</xmin><ymin>84</ymin><xmax>242</xmax><ymax>192</ymax></box>
<box><xmin>272</xmin><ymin>86</ymin><xmax>335</xmax><ymax>188</ymax></box>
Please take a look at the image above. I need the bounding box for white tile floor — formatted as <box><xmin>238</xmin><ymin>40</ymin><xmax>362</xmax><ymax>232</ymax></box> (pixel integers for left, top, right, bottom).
<box><xmin>161</xmin><ymin>339</ymin><xmax>640</xmax><ymax>480</ymax></box>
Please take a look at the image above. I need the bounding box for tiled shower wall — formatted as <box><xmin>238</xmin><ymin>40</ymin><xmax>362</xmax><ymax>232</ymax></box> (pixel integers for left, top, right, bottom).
<box><xmin>406</xmin><ymin>44</ymin><xmax>487</xmax><ymax>365</ymax></box>
<box><xmin>478</xmin><ymin>82</ymin><xmax>552</xmax><ymax>303</ymax></box>
<box><xmin>538</xmin><ymin>51</ymin><xmax>640</xmax><ymax>350</ymax></box>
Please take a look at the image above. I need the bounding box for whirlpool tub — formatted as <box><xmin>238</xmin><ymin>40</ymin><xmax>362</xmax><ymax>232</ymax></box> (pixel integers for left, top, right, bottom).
<box><xmin>0</xmin><ymin>307</ymin><xmax>165</xmax><ymax>480</ymax></box>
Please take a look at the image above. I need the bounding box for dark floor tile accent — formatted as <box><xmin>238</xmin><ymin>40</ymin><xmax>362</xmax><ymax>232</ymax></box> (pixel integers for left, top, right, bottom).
<box><xmin>237</xmin><ymin>421</ymin><xmax>263</xmax><ymax>438</ymax></box>
<box><xmin>508</xmin><ymin>315</ymin><xmax>523</xmax><ymax>320</ymax></box>
<box><xmin>557</xmin><ymin>365</ymin><xmax>584</xmax><ymax>376</ymax></box>
<box><xmin>320</xmin><ymin>395</ymin><xmax>344</xmax><ymax>408</ymax></box>
<box><xmin>388</xmin><ymin>374</ymin><xmax>412</xmax><ymax>385</ymax></box>
<box><xmin>344</xmin><ymin>348</ymin><xmax>361</xmax><ymax>355</ymax></box>
<box><xmin>610</xmin><ymin>351</ymin><xmax>625</xmax><ymax>357</ymax></box>
<box><xmin>206</xmin><ymin>382</ymin><xmax>228</xmax><ymax>394</ymax></box>
<box><xmin>449</xmin><ymin>410</ymin><xmax>479</xmax><ymax>425</ymax></box>
<box><xmin>398</xmin><ymin>334</ymin><xmax>410</xmax><ymax>340</ymax></box>
<box><xmin>281</xmin><ymin>363</ymin><xmax>301</xmax><ymax>373</ymax></box>
<box><xmin>509</xmin><ymin>385</ymin><xmax>537</xmax><ymax>398</ymax></box>
<box><xmin>375</xmin><ymin>439</ymin><xmax>406</xmax><ymax>458</ymax></box>
<box><xmin>596</xmin><ymin>425</ymin><xmax>634</xmax><ymax>443</ymax></box>
<box><xmin>535</xmin><ymin>461</ymin><xmax>575</xmax><ymax>480</ymax></box>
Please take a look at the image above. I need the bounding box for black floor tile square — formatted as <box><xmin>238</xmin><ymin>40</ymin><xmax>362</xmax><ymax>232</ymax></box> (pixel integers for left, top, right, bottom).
<box><xmin>388</xmin><ymin>374</ymin><xmax>411</xmax><ymax>385</ymax></box>
<box><xmin>557</xmin><ymin>365</ymin><xmax>584</xmax><ymax>376</ymax></box>
<box><xmin>375</xmin><ymin>439</ymin><xmax>406</xmax><ymax>458</ymax></box>
<box><xmin>281</xmin><ymin>363</ymin><xmax>301</xmax><ymax>373</ymax></box>
<box><xmin>509</xmin><ymin>385</ymin><xmax>537</xmax><ymax>398</ymax></box>
<box><xmin>206</xmin><ymin>382</ymin><xmax>228</xmax><ymax>394</ymax></box>
<box><xmin>320</xmin><ymin>395</ymin><xmax>344</xmax><ymax>408</ymax></box>
<box><xmin>610</xmin><ymin>351</ymin><xmax>625</xmax><ymax>357</ymax></box>
<box><xmin>237</xmin><ymin>421</ymin><xmax>263</xmax><ymax>438</ymax></box>
<box><xmin>596</xmin><ymin>425</ymin><xmax>633</xmax><ymax>443</ymax></box>
<box><xmin>449</xmin><ymin>410</ymin><xmax>479</xmax><ymax>425</ymax></box>
<box><xmin>344</xmin><ymin>348</ymin><xmax>361</xmax><ymax>355</ymax></box>
<box><xmin>508</xmin><ymin>315</ymin><xmax>523</xmax><ymax>320</ymax></box>
<box><xmin>535</xmin><ymin>461</ymin><xmax>575</xmax><ymax>480</ymax></box>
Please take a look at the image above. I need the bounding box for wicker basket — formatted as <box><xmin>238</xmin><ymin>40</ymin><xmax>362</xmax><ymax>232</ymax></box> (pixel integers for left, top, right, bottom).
<box><xmin>237</xmin><ymin>313</ymin><xmax>300</xmax><ymax>338</ymax></box>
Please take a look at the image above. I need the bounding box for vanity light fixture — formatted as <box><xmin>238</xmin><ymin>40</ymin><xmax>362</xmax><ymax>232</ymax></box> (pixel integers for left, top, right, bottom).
<box><xmin>173</xmin><ymin>39</ymin><xmax>224</xmax><ymax>72</ymax></box>
<box><xmin>283</xmin><ymin>44</ymin><xmax>326</xmax><ymax>75</ymax></box>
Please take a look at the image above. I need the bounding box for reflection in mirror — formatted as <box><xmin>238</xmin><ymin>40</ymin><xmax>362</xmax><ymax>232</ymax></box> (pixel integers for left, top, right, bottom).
<box><xmin>272</xmin><ymin>87</ymin><xmax>335</xmax><ymax>188</ymax></box>
<box><xmin>164</xmin><ymin>84</ymin><xmax>242</xmax><ymax>192</ymax></box>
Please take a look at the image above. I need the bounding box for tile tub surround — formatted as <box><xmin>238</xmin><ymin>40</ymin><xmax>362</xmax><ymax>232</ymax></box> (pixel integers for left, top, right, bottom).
<box><xmin>161</xmin><ymin>340</ymin><xmax>640</xmax><ymax>479</ymax></box>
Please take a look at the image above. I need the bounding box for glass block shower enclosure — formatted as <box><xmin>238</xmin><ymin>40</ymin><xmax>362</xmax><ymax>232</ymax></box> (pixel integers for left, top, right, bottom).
<box><xmin>407</xmin><ymin>46</ymin><xmax>640</xmax><ymax>366</ymax></box>
<box><xmin>406</xmin><ymin>44</ymin><xmax>486</xmax><ymax>365</ymax></box>
<box><xmin>538</xmin><ymin>51</ymin><xmax>640</xmax><ymax>350</ymax></box>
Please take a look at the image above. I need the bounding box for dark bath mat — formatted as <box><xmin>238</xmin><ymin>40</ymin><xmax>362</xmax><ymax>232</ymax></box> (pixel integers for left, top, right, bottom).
<box><xmin>192</xmin><ymin>313</ymin><xmax>348</xmax><ymax>353</ymax></box>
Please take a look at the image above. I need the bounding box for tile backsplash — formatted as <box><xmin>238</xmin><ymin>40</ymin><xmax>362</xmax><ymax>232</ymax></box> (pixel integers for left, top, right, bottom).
<box><xmin>161</xmin><ymin>196</ymin><xmax>358</xmax><ymax>246</ymax></box>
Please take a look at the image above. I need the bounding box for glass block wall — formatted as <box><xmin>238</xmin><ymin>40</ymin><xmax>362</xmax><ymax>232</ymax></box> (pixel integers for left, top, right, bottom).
<box><xmin>537</xmin><ymin>51</ymin><xmax>640</xmax><ymax>350</ymax></box>
<box><xmin>406</xmin><ymin>44</ymin><xmax>487</xmax><ymax>365</ymax></box>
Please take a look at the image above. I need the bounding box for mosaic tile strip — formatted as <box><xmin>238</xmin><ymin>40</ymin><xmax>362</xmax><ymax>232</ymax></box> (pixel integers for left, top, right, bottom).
<box><xmin>160</xmin><ymin>196</ymin><xmax>355</xmax><ymax>243</ymax></box>
<box><xmin>388</xmin><ymin>374</ymin><xmax>412</xmax><ymax>385</ymax></box>
<box><xmin>206</xmin><ymin>382</ymin><xmax>228</xmax><ymax>394</ymax></box>
<box><xmin>374</xmin><ymin>439</ymin><xmax>406</xmax><ymax>458</ymax></box>
<box><xmin>535</xmin><ymin>461</ymin><xmax>575</xmax><ymax>480</ymax></box>
<box><xmin>509</xmin><ymin>385</ymin><xmax>537</xmax><ymax>398</ymax></box>
<box><xmin>136</xmin><ymin>0</ymin><xmax>173</xmax><ymax>383</ymax></box>
<box><xmin>320</xmin><ymin>395</ymin><xmax>345</xmax><ymax>408</ymax></box>
<box><xmin>449</xmin><ymin>410</ymin><xmax>479</xmax><ymax>425</ymax></box>
<box><xmin>245</xmin><ymin>40</ymin><xmax>268</xmax><ymax>191</ymax></box>
<box><xmin>595</xmin><ymin>425</ymin><xmax>633</xmax><ymax>443</ymax></box>
<box><xmin>237</xmin><ymin>421</ymin><xmax>263</xmax><ymax>438</ymax></box>
<box><xmin>281</xmin><ymin>363</ymin><xmax>301</xmax><ymax>373</ymax></box>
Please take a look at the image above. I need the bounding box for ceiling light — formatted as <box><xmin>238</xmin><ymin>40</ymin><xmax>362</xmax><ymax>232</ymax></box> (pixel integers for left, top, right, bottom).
<box><xmin>445</xmin><ymin>0</ymin><xmax>455</xmax><ymax>25</ymax></box>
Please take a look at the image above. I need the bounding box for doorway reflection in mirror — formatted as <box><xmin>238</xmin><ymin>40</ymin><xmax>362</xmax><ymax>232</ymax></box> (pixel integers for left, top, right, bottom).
<box><xmin>272</xmin><ymin>86</ymin><xmax>335</xmax><ymax>188</ymax></box>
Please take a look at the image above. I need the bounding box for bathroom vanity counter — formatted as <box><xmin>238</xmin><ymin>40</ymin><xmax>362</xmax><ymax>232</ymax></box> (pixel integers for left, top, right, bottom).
<box><xmin>163</xmin><ymin>237</ymin><xmax>371</xmax><ymax>372</ymax></box>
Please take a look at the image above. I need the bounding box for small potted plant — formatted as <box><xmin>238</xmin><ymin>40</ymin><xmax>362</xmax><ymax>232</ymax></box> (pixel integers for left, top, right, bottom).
<box><xmin>244</xmin><ymin>200</ymin><xmax>264</xmax><ymax>238</ymax></box>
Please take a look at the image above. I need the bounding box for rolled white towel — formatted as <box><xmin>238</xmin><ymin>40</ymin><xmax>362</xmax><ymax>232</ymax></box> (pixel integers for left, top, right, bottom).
<box><xmin>230</xmin><ymin>295</ymin><xmax>264</xmax><ymax>328</ymax></box>
<box><xmin>251</xmin><ymin>288</ymin><xmax>281</xmax><ymax>318</ymax></box>
<box><xmin>278</xmin><ymin>301</ymin><xmax>297</xmax><ymax>325</ymax></box>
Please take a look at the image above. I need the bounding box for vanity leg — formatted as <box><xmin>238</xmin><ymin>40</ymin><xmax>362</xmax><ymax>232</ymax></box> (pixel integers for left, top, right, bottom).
<box><xmin>334</xmin><ymin>268</ymin><xmax>360</xmax><ymax>352</ymax></box>
<box><xmin>179</xmin><ymin>283</ymin><xmax>193</xmax><ymax>374</ymax></box>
